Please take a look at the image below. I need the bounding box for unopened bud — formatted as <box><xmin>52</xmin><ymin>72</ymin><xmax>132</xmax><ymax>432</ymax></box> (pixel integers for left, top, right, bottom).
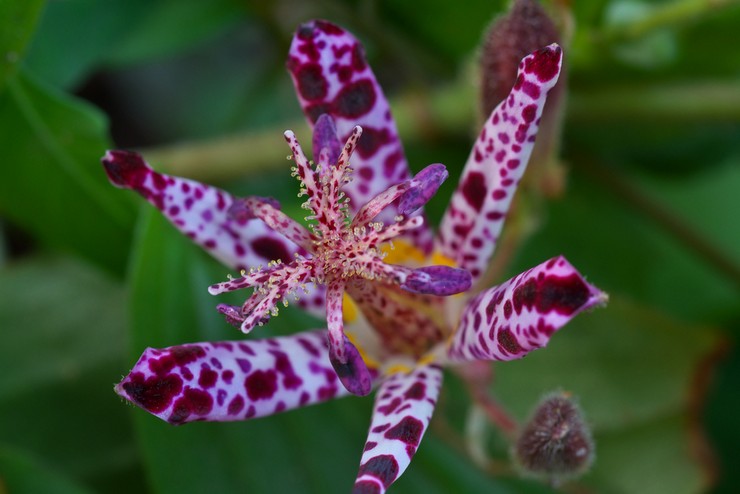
<box><xmin>481</xmin><ymin>0</ymin><xmax>567</xmax><ymax>198</ymax></box>
<box><xmin>514</xmin><ymin>392</ymin><xmax>594</xmax><ymax>482</ymax></box>
<box><xmin>481</xmin><ymin>0</ymin><xmax>562</xmax><ymax>116</ymax></box>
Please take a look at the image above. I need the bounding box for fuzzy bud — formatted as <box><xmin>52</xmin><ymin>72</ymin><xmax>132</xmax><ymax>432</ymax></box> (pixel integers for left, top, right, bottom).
<box><xmin>514</xmin><ymin>392</ymin><xmax>594</xmax><ymax>482</ymax></box>
<box><xmin>481</xmin><ymin>0</ymin><xmax>567</xmax><ymax>197</ymax></box>
<box><xmin>481</xmin><ymin>0</ymin><xmax>562</xmax><ymax>115</ymax></box>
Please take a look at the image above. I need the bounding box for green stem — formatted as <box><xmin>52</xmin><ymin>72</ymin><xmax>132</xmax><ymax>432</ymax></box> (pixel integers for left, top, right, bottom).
<box><xmin>142</xmin><ymin>78</ymin><xmax>740</xmax><ymax>181</ymax></box>
<box><xmin>599</xmin><ymin>0</ymin><xmax>739</xmax><ymax>42</ymax></box>
<box><xmin>568</xmin><ymin>82</ymin><xmax>740</xmax><ymax>122</ymax></box>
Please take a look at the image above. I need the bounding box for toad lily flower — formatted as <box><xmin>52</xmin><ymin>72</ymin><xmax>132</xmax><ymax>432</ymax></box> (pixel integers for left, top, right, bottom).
<box><xmin>105</xmin><ymin>20</ymin><xmax>606</xmax><ymax>494</ymax></box>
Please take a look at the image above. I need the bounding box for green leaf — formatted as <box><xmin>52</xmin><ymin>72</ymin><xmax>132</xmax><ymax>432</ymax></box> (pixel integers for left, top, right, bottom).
<box><xmin>23</xmin><ymin>0</ymin><xmax>245</xmax><ymax>89</ymax></box>
<box><xmin>0</xmin><ymin>256</ymin><xmax>146</xmax><ymax>493</ymax></box>
<box><xmin>0</xmin><ymin>0</ymin><xmax>44</xmax><ymax>91</ymax></box>
<box><xmin>0</xmin><ymin>445</ymin><xmax>94</xmax><ymax>494</ymax></box>
<box><xmin>0</xmin><ymin>71</ymin><xmax>135</xmax><ymax>275</ymax></box>
<box><xmin>515</xmin><ymin>168</ymin><xmax>739</xmax><ymax>322</ymax></box>
<box><xmin>586</xmin><ymin>414</ymin><xmax>706</xmax><ymax>494</ymax></box>
<box><xmin>494</xmin><ymin>296</ymin><xmax>717</xmax><ymax>493</ymax></box>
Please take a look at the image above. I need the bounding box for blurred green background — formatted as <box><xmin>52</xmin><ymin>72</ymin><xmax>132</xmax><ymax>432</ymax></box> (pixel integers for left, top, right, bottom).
<box><xmin>1</xmin><ymin>0</ymin><xmax>739</xmax><ymax>493</ymax></box>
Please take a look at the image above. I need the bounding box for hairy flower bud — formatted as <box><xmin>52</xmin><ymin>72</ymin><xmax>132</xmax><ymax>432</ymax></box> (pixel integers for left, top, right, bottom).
<box><xmin>514</xmin><ymin>392</ymin><xmax>594</xmax><ymax>482</ymax></box>
<box><xmin>480</xmin><ymin>0</ymin><xmax>562</xmax><ymax>115</ymax></box>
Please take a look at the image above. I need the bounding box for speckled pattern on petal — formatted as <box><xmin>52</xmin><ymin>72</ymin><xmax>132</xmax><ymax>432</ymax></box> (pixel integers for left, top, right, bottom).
<box><xmin>353</xmin><ymin>365</ymin><xmax>442</xmax><ymax>494</ymax></box>
<box><xmin>115</xmin><ymin>330</ymin><xmax>351</xmax><ymax>424</ymax></box>
<box><xmin>437</xmin><ymin>44</ymin><xmax>563</xmax><ymax>282</ymax></box>
<box><xmin>287</xmin><ymin>20</ymin><xmax>434</xmax><ymax>253</ymax></box>
<box><xmin>447</xmin><ymin>256</ymin><xmax>606</xmax><ymax>362</ymax></box>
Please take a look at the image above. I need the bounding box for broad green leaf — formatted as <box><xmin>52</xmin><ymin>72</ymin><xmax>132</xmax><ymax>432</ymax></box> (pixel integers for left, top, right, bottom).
<box><xmin>0</xmin><ymin>71</ymin><xmax>135</xmax><ymax>275</ymax></box>
<box><xmin>0</xmin><ymin>445</ymin><xmax>94</xmax><ymax>494</ymax></box>
<box><xmin>0</xmin><ymin>0</ymin><xmax>44</xmax><ymax>91</ymax></box>
<box><xmin>585</xmin><ymin>414</ymin><xmax>707</xmax><ymax>494</ymax></box>
<box><xmin>0</xmin><ymin>257</ymin><xmax>146</xmax><ymax>493</ymax></box>
<box><xmin>494</xmin><ymin>296</ymin><xmax>717</xmax><ymax>492</ymax></box>
<box><xmin>705</xmin><ymin>342</ymin><xmax>740</xmax><ymax>494</ymax></box>
<box><xmin>23</xmin><ymin>0</ymin><xmax>245</xmax><ymax>89</ymax></box>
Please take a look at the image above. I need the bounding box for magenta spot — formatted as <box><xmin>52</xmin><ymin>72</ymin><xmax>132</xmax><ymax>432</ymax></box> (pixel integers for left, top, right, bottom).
<box><xmin>364</xmin><ymin>441</ymin><xmax>378</xmax><ymax>452</ymax></box>
<box><xmin>236</xmin><ymin>358</ymin><xmax>252</xmax><ymax>374</ymax></box>
<box><xmin>297</xmin><ymin>337</ymin><xmax>320</xmax><ymax>357</ymax></box>
<box><xmin>186</xmin><ymin>388</ymin><xmax>213</xmax><ymax>416</ymax></box>
<box><xmin>271</xmin><ymin>350</ymin><xmax>303</xmax><ymax>389</ymax></box>
<box><xmin>222</xmin><ymin>370</ymin><xmax>234</xmax><ymax>384</ymax></box>
<box><xmin>333</xmin><ymin>79</ymin><xmax>376</xmax><ymax>118</ymax></box>
<box><xmin>377</xmin><ymin>397</ymin><xmax>402</xmax><ymax>415</ymax></box>
<box><xmin>295</xmin><ymin>63</ymin><xmax>327</xmax><ymax>101</ymax></box>
<box><xmin>173</xmin><ymin>345</ymin><xmax>205</xmax><ymax>365</ymax></box>
<box><xmin>357</xmin><ymin>455</ymin><xmax>399</xmax><ymax>488</ymax></box>
<box><xmin>507</xmin><ymin>159</ymin><xmax>520</xmax><ymax>169</ymax></box>
<box><xmin>204</xmin><ymin>239</ymin><xmax>216</xmax><ymax>249</ymax></box>
<box><xmin>492</xmin><ymin>189</ymin><xmax>506</xmax><ymax>200</ymax></box>
<box><xmin>315</xmin><ymin>19</ymin><xmax>344</xmax><ymax>35</ymax></box>
<box><xmin>513</xmin><ymin>274</ymin><xmax>590</xmax><ymax>316</ymax></box>
<box><xmin>228</xmin><ymin>395</ymin><xmax>245</xmax><ymax>415</ymax></box>
<box><xmin>103</xmin><ymin>151</ymin><xmax>151</xmax><ymax>190</ymax></box>
<box><xmin>403</xmin><ymin>382</ymin><xmax>426</xmax><ymax>400</ymax></box>
<box><xmin>122</xmin><ymin>373</ymin><xmax>182</xmax><ymax>414</ymax></box>
<box><xmin>217</xmin><ymin>388</ymin><xmax>227</xmax><ymax>406</ymax></box>
<box><xmin>384</xmin><ymin>416</ymin><xmax>424</xmax><ymax>447</ymax></box>
<box><xmin>168</xmin><ymin>387</ymin><xmax>214</xmax><ymax>424</ymax></box>
<box><xmin>198</xmin><ymin>368</ymin><xmax>218</xmax><ymax>388</ymax></box>
<box><xmin>525</xmin><ymin>46</ymin><xmax>561</xmax><ymax>82</ymax></box>
<box><xmin>352</xmin><ymin>43</ymin><xmax>367</xmax><ymax>70</ymax></box>
<box><xmin>383</xmin><ymin>151</ymin><xmax>403</xmax><ymax>177</ymax></box>
<box><xmin>251</xmin><ymin>237</ymin><xmax>291</xmax><ymax>263</ymax></box>
<box><xmin>305</xmin><ymin>103</ymin><xmax>332</xmax><ymax>123</ymax></box>
<box><xmin>355</xmin><ymin>126</ymin><xmax>391</xmax><ymax>158</ymax></box>
<box><xmin>521</xmin><ymin>81</ymin><xmax>541</xmax><ymax>99</ymax></box>
<box><xmin>353</xmin><ymin>480</ymin><xmax>381</xmax><ymax>494</ymax></box>
<box><xmin>503</xmin><ymin>300</ymin><xmax>513</xmax><ymax>319</ymax></box>
<box><xmin>168</xmin><ymin>205</ymin><xmax>180</xmax><ymax>216</ymax></box>
<box><xmin>151</xmin><ymin>173</ymin><xmax>167</xmax><ymax>191</ymax></box>
<box><xmin>244</xmin><ymin>370</ymin><xmax>278</xmax><ymax>401</ymax></box>
<box><xmin>522</xmin><ymin>104</ymin><xmax>538</xmax><ymax>123</ymax></box>
<box><xmin>461</xmin><ymin>171</ymin><xmax>487</xmax><ymax>211</ymax></box>
<box><xmin>497</xmin><ymin>328</ymin><xmax>523</xmax><ymax>354</ymax></box>
<box><xmin>371</xmin><ymin>423</ymin><xmax>390</xmax><ymax>433</ymax></box>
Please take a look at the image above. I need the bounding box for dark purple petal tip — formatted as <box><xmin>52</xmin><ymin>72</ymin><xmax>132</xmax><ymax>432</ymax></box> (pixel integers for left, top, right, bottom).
<box><xmin>401</xmin><ymin>265</ymin><xmax>472</xmax><ymax>296</ymax></box>
<box><xmin>227</xmin><ymin>197</ymin><xmax>281</xmax><ymax>223</ymax></box>
<box><xmin>329</xmin><ymin>336</ymin><xmax>373</xmax><ymax>396</ymax></box>
<box><xmin>216</xmin><ymin>304</ymin><xmax>245</xmax><ymax>328</ymax></box>
<box><xmin>398</xmin><ymin>164</ymin><xmax>448</xmax><ymax>216</ymax></box>
<box><xmin>101</xmin><ymin>149</ymin><xmax>148</xmax><ymax>189</ymax></box>
<box><xmin>312</xmin><ymin>113</ymin><xmax>342</xmax><ymax>166</ymax></box>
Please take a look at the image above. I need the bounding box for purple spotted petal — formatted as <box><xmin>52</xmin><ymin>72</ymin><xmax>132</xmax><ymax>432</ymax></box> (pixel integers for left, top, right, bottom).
<box><xmin>115</xmin><ymin>330</ymin><xmax>350</xmax><ymax>424</ymax></box>
<box><xmin>437</xmin><ymin>44</ymin><xmax>563</xmax><ymax>281</ymax></box>
<box><xmin>353</xmin><ymin>365</ymin><xmax>442</xmax><ymax>494</ymax></box>
<box><xmin>101</xmin><ymin>150</ymin><xmax>298</xmax><ymax>271</ymax></box>
<box><xmin>101</xmin><ymin>150</ymin><xmax>327</xmax><ymax>317</ymax></box>
<box><xmin>447</xmin><ymin>256</ymin><xmax>606</xmax><ymax>362</ymax></box>
<box><xmin>287</xmin><ymin>19</ymin><xmax>434</xmax><ymax>253</ymax></box>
